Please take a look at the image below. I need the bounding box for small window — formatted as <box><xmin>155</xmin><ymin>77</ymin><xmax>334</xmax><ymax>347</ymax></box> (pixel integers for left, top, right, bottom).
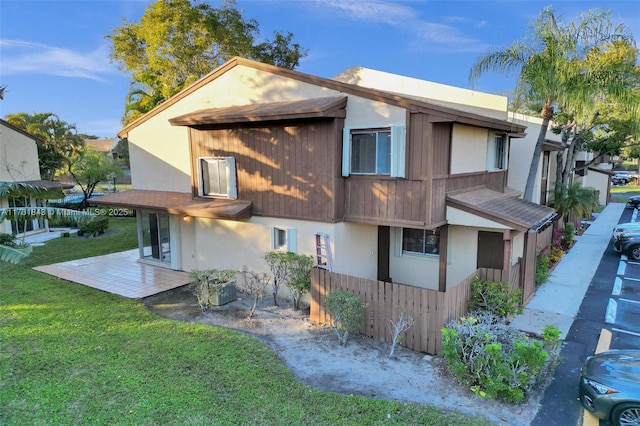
<box><xmin>351</xmin><ymin>130</ymin><xmax>391</xmax><ymax>174</ymax></box>
<box><xmin>271</xmin><ymin>227</ymin><xmax>297</xmax><ymax>252</ymax></box>
<box><xmin>342</xmin><ymin>125</ymin><xmax>406</xmax><ymax>177</ymax></box>
<box><xmin>487</xmin><ymin>133</ymin><xmax>507</xmax><ymax>171</ymax></box>
<box><xmin>402</xmin><ymin>228</ymin><xmax>440</xmax><ymax>256</ymax></box>
<box><xmin>198</xmin><ymin>157</ymin><xmax>237</xmax><ymax>199</ymax></box>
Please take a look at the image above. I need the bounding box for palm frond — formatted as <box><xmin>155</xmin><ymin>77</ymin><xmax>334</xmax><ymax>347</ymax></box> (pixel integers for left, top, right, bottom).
<box><xmin>0</xmin><ymin>244</ymin><xmax>32</xmax><ymax>264</ymax></box>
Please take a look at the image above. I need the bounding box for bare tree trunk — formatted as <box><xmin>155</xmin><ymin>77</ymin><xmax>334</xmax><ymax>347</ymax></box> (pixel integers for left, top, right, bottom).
<box><xmin>524</xmin><ymin>116</ymin><xmax>552</xmax><ymax>202</ymax></box>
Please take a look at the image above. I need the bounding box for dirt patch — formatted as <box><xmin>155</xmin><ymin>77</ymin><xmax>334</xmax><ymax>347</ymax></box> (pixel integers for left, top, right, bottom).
<box><xmin>143</xmin><ymin>285</ymin><xmax>544</xmax><ymax>425</ymax></box>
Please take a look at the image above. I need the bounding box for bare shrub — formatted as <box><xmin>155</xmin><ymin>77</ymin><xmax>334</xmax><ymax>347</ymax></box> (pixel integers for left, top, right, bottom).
<box><xmin>388</xmin><ymin>311</ymin><xmax>414</xmax><ymax>358</ymax></box>
<box><xmin>237</xmin><ymin>269</ymin><xmax>271</xmax><ymax>319</ymax></box>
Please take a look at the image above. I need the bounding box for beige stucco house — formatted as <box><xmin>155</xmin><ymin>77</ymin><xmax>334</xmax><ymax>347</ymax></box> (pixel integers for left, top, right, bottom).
<box><xmin>0</xmin><ymin>119</ymin><xmax>71</xmax><ymax>236</ymax></box>
<box><xmin>94</xmin><ymin>58</ymin><xmax>555</xmax><ymax>302</ymax></box>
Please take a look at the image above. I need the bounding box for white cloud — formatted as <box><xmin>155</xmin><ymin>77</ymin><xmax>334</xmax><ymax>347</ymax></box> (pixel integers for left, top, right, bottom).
<box><xmin>0</xmin><ymin>39</ymin><xmax>117</xmax><ymax>81</ymax></box>
<box><xmin>312</xmin><ymin>0</ymin><xmax>488</xmax><ymax>52</ymax></box>
<box><xmin>83</xmin><ymin>118</ymin><xmax>123</xmax><ymax>139</ymax></box>
<box><xmin>318</xmin><ymin>0</ymin><xmax>418</xmax><ymax>26</ymax></box>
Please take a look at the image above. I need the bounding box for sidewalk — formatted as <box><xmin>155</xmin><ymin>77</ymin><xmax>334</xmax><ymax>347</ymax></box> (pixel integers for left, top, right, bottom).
<box><xmin>509</xmin><ymin>202</ymin><xmax>626</xmax><ymax>339</ymax></box>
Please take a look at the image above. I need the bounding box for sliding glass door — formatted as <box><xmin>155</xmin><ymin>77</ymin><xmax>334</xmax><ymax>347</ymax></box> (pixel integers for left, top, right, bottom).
<box><xmin>139</xmin><ymin>210</ymin><xmax>171</xmax><ymax>265</ymax></box>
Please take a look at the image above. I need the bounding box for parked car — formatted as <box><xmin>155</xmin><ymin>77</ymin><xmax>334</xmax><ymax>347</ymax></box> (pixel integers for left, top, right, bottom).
<box><xmin>579</xmin><ymin>349</ymin><xmax>640</xmax><ymax>426</ymax></box>
<box><xmin>612</xmin><ymin>171</ymin><xmax>638</xmax><ymax>185</ymax></box>
<box><xmin>627</xmin><ymin>195</ymin><xmax>640</xmax><ymax>209</ymax></box>
<box><xmin>613</xmin><ymin>232</ymin><xmax>640</xmax><ymax>259</ymax></box>
<box><xmin>612</xmin><ymin>223</ymin><xmax>640</xmax><ymax>240</ymax></box>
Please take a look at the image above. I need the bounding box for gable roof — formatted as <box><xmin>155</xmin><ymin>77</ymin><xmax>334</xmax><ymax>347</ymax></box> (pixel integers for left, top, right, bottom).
<box><xmin>0</xmin><ymin>119</ymin><xmax>44</xmax><ymax>144</ymax></box>
<box><xmin>119</xmin><ymin>57</ymin><xmax>525</xmax><ymax>138</ymax></box>
<box><xmin>447</xmin><ymin>187</ymin><xmax>556</xmax><ymax>232</ymax></box>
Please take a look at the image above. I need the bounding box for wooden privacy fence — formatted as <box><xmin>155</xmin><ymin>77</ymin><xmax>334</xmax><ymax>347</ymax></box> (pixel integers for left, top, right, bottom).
<box><xmin>310</xmin><ymin>268</ymin><xmax>477</xmax><ymax>355</ymax></box>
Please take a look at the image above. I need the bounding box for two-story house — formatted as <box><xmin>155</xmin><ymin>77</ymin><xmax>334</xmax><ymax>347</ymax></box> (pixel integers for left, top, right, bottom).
<box><xmin>0</xmin><ymin>119</ymin><xmax>71</xmax><ymax>236</ymax></box>
<box><xmin>94</xmin><ymin>58</ymin><xmax>556</xmax><ymax>352</ymax></box>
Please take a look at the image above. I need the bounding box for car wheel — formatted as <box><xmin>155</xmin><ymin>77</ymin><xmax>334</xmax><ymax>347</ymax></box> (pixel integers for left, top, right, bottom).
<box><xmin>611</xmin><ymin>402</ymin><xmax>640</xmax><ymax>426</ymax></box>
<box><xmin>629</xmin><ymin>246</ymin><xmax>640</xmax><ymax>261</ymax></box>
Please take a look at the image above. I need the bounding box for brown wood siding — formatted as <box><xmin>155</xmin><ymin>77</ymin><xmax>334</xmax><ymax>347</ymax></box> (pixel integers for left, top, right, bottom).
<box><xmin>344</xmin><ymin>112</ymin><xmax>507</xmax><ymax>228</ymax></box>
<box><xmin>311</xmin><ymin>267</ymin><xmax>476</xmax><ymax>354</ymax></box>
<box><xmin>189</xmin><ymin>119</ymin><xmax>344</xmax><ymax>221</ymax></box>
<box><xmin>344</xmin><ymin>178</ymin><xmax>430</xmax><ymax>226</ymax></box>
<box><xmin>431</xmin><ymin>122</ymin><xmax>451</xmax><ymax>177</ymax></box>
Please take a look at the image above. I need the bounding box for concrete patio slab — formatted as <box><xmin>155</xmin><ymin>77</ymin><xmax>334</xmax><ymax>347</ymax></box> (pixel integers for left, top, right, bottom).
<box><xmin>33</xmin><ymin>249</ymin><xmax>192</xmax><ymax>299</ymax></box>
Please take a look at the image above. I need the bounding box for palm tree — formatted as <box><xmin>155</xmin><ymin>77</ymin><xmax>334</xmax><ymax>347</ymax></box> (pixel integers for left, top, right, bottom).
<box><xmin>547</xmin><ymin>181</ymin><xmax>599</xmax><ymax>223</ymax></box>
<box><xmin>0</xmin><ymin>181</ymin><xmax>93</xmax><ymax>264</ymax></box>
<box><xmin>469</xmin><ymin>7</ymin><xmax>635</xmax><ymax>201</ymax></box>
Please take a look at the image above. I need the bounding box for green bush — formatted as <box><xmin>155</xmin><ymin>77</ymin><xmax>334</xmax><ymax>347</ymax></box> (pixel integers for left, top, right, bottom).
<box><xmin>79</xmin><ymin>216</ymin><xmax>109</xmax><ymax>236</ymax></box>
<box><xmin>469</xmin><ymin>277</ymin><xmax>522</xmax><ymax>319</ymax></box>
<box><xmin>0</xmin><ymin>233</ymin><xmax>17</xmax><ymax>247</ymax></box>
<box><xmin>535</xmin><ymin>251</ymin><xmax>550</xmax><ymax>286</ymax></box>
<box><xmin>323</xmin><ymin>290</ymin><xmax>367</xmax><ymax>346</ymax></box>
<box><xmin>441</xmin><ymin>313</ymin><xmax>549</xmax><ymax>404</ymax></box>
<box><xmin>286</xmin><ymin>253</ymin><xmax>314</xmax><ymax>311</ymax></box>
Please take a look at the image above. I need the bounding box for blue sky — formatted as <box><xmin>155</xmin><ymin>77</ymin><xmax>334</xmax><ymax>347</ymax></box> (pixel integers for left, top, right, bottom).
<box><xmin>1</xmin><ymin>0</ymin><xmax>638</xmax><ymax>139</ymax></box>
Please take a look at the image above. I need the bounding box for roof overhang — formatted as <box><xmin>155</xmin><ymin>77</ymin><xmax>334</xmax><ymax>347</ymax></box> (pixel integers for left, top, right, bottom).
<box><xmin>447</xmin><ymin>187</ymin><xmax>556</xmax><ymax>232</ymax></box>
<box><xmin>17</xmin><ymin>180</ymin><xmax>75</xmax><ymax>190</ymax></box>
<box><xmin>169</xmin><ymin>96</ymin><xmax>348</xmax><ymax>127</ymax></box>
<box><xmin>91</xmin><ymin>190</ymin><xmax>252</xmax><ymax>220</ymax></box>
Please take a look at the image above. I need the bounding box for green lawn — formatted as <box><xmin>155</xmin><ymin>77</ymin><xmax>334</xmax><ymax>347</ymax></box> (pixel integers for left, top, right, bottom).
<box><xmin>0</xmin><ymin>218</ymin><xmax>488</xmax><ymax>425</ymax></box>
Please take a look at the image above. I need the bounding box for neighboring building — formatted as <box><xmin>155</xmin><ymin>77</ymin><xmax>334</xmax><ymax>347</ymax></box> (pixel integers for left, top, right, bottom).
<box><xmin>0</xmin><ymin>119</ymin><xmax>71</xmax><ymax>236</ymax></box>
<box><xmin>94</xmin><ymin>57</ymin><xmax>555</xmax><ymax>302</ymax></box>
<box><xmin>508</xmin><ymin>113</ymin><xmax>611</xmax><ymax>207</ymax></box>
<box><xmin>84</xmin><ymin>138</ymin><xmax>118</xmax><ymax>157</ymax></box>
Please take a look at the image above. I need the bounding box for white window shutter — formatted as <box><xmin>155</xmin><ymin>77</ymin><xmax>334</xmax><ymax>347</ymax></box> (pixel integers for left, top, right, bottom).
<box><xmin>390</xmin><ymin>125</ymin><xmax>406</xmax><ymax>178</ymax></box>
<box><xmin>286</xmin><ymin>228</ymin><xmax>297</xmax><ymax>252</ymax></box>
<box><xmin>503</xmin><ymin>137</ymin><xmax>509</xmax><ymax>170</ymax></box>
<box><xmin>486</xmin><ymin>134</ymin><xmax>495</xmax><ymax>170</ymax></box>
<box><xmin>342</xmin><ymin>128</ymin><xmax>351</xmax><ymax>177</ymax></box>
<box><xmin>225</xmin><ymin>157</ymin><xmax>238</xmax><ymax>199</ymax></box>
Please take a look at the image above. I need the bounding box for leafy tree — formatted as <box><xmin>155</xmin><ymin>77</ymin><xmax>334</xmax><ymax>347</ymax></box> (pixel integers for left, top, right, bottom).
<box><xmin>108</xmin><ymin>0</ymin><xmax>307</xmax><ymax>124</ymax></box>
<box><xmin>551</xmin><ymin>40</ymin><xmax>640</xmax><ymax>193</ymax></box>
<box><xmin>113</xmin><ymin>138</ymin><xmax>130</xmax><ymax>169</ymax></box>
<box><xmin>469</xmin><ymin>7</ymin><xmax>636</xmax><ymax>201</ymax></box>
<box><xmin>4</xmin><ymin>112</ymin><xmax>84</xmax><ymax>180</ymax></box>
<box><xmin>67</xmin><ymin>146</ymin><xmax>123</xmax><ymax>208</ymax></box>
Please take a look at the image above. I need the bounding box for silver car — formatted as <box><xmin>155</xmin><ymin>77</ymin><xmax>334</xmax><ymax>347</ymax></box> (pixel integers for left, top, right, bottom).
<box><xmin>579</xmin><ymin>350</ymin><xmax>640</xmax><ymax>425</ymax></box>
<box><xmin>613</xmin><ymin>223</ymin><xmax>640</xmax><ymax>241</ymax></box>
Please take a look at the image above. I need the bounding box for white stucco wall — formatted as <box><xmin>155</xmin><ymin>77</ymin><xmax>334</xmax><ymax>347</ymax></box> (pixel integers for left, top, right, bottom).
<box><xmin>332</xmin><ymin>66</ymin><xmax>508</xmax><ymax>120</ymax></box>
<box><xmin>175</xmin><ymin>215</ymin><xmax>379</xmax><ymax>280</ymax></box>
<box><xmin>0</xmin><ymin>122</ymin><xmax>42</xmax><ymax>235</ymax></box>
<box><xmin>511</xmin><ymin>231</ymin><xmax>525</xmax><ymax>265</ymax></box>
<box><xmin>0</xmin><ymin>122</ymin><xmax>41</xmax><ymax>181</ymax></box>
<box><xmin>388</xmin><ymin>226</ymin><xmax>440</xmax><ymax>290</ymax></box>
<box><xmin>446</xmin><ymin>225</ymin><xmax>479</xmax><ymax>289</ymax></box>
<box><xmin>127</xmin><ymin>64</ymin><xmax>406</xmax><ymax>194</ymax></box>
<box><xmin>450</xmin><ymin>124</ymin><xmax>489</xmax><ymax>174</ymax></box>
<box><xmin>446</xmin><ymin>206</ymin><xmax>510</xmax><ymax>230</ymax></box>
<box><xmin>508</xmin><ymin>113</ymin><xmax>563</xmax><ymax>203</ymax></box>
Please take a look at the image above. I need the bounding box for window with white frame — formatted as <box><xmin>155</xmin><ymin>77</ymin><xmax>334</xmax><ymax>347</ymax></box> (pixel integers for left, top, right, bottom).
<box><xmin>342</xmin><ymin>125</ymin><xmax>406</xmax><ymax>177</ymax></box>
<box><xmin>198</xmin><ymin>157</ymin><xmax>237</xmax><ymax>199</ymax></box>
<box><xmin>271</xmin><ymin>227</ymin><xmax>297</xmax><ymax>252</ymax></box>
<box><xmin>487</xmin><ymin>133</ymin><xmax>507</xmax><ymax>171</ymax></box>
<box><xmin>401</xmin><ymin>227</ymin><xmax>440</xmax><ymax>256</ymax></box>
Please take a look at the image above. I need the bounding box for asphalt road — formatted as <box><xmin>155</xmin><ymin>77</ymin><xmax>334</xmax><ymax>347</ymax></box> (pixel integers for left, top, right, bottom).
<box><xmin>531</xmin><ymin>205</ymin><xmax>640</xmax><ymax>426</ymax></box>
